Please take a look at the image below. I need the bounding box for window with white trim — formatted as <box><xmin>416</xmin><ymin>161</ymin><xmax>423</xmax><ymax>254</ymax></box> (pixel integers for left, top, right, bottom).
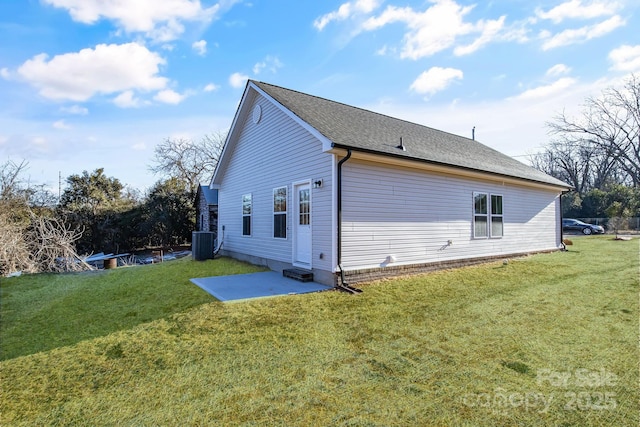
<box><xmin>473</xmin><ymin>192</ymin><xmax>503</xmax><ymax>238</ymax></box>
<box><xmin>491</xmin><ymin>194</ymin><xmax>503</xmax><ymax>237</ymax></box>
<box><xmin>473</xmin><ymin>192</ymin><xmax>488</xmax><ymax>238</ymax></box>
<box><xmin>242</xmin><ymin>194</ymin><xmax>252</xmax><ymax>236</ymax></box>
<box><xmin>273</xmin><ymin>186</ymin><xmax>287</xmax><ymax>239</ymax></box>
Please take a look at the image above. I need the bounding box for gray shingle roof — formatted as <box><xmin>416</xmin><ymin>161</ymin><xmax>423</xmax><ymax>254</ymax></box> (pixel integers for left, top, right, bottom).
<box><xmin>252</xmin><ymin>81</ymin><xmax>569</xmax><ymax>188</ymax></box>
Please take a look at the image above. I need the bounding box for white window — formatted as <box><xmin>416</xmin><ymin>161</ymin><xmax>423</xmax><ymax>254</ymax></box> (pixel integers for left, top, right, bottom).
<box><xmin>298</xmin><ymin>188</ymin><xmax>310</xmax><ymax>226</ymax></box>
<box><xmin>473</xmin><ymin>192</ymin><xmax>504</xmax><ymax>238</ymax></box>
<box><xmin>242</xmin><ymin>194</ymin><xmax>252</xmax><ymax>236</ymax></box>
<box><xmin>273</xmin><ymin>186</ymin><xmax>287</xmax><ymax>239</ymax></box>
<box><xmin>473</xmin><ymin>192</ymin><xmax>488</xmax><ymax>238</ymax></box>
<box><xmin>491</xmin><ymin>194</ymin><xmax>503</xmax><ymax>238</ymax></box>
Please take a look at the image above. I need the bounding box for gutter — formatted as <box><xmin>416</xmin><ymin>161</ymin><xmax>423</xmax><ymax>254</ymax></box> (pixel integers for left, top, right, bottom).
<box><xmin>330</xmin><ymin>143</ymin><xmax>570</xmax><ymax>192</ymax></box>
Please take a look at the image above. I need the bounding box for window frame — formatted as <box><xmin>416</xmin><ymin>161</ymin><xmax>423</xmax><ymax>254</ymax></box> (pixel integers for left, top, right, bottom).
<box><xmin>273</xmin><ymin>186</ymin><xmax>287</xmax><ymax>239</ymax></box>
<box><xmin>473</xmin><ymin>192</ymin><xmax>504</xmax><ymax>239</ymax></box>
<box><xmin>490</xmin><ymin>194</ymin><xmax>504</xmax><ymax>238</ymax></box>
<box><xmin>473</xmin><ymin>192</ymin><xmax>489</xmax><ymax>239</ymax></box>
<box><xmin>298</xmin><ymin>187</ymin><xmax>310</xmax><ymax>226</ymax></box>
<box><xmin>242</xmin><ymin>193</ymin><xmax>252</xmax><ymax>237</ymax></box>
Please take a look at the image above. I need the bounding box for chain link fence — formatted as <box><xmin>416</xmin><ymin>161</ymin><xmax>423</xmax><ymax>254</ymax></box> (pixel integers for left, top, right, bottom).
<box><xmin>576</xmin><ymin>217</ymin><xmax>640</xmax><ymax>234</ymax></box>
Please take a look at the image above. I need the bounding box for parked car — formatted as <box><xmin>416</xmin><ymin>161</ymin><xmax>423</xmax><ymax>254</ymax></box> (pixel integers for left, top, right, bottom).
<box><xmin>562</xmin><ymin>218</ymin><xmax>605</xmax><ymax>235</ymax></box>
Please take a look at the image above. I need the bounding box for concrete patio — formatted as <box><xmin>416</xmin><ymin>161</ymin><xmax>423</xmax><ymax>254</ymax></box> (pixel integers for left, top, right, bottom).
<box><xmin>190</xmin><ymin>271</ymin><xmax>332</xmax><ymax>302</ymax></box>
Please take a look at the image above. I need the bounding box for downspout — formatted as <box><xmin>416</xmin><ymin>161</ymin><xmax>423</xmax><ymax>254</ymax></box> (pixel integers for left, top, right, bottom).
<box><xmin>336</xmin><ymin>149</ymin><xmax>361</xmax><ymax>293</ymax></box>
<box><xmin>560</xmin><ymin>191</ymin><xmax>567</xmax><ymax>251</ymax></box>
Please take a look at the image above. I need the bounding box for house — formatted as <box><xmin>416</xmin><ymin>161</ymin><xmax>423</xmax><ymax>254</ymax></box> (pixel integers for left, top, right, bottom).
<box><xmin>195</xmin><ymin>184</ymin><xmax>218</xmax><ymax>234</ymax></box>
<box><xmin>210</xmin><ymin>81</ymin><xmax>570</xmax><ymax>286</ymax></box>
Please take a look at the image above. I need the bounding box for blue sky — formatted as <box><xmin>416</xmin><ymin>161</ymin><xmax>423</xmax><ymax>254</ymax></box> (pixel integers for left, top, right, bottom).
<box><xmin>1</xmin><ymin>0</ymin><xmax>639</xmax><ymax>193</ymax></box>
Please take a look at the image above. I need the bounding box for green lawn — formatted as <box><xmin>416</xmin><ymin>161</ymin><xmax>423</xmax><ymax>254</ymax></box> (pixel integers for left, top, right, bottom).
<box><xmin>1</xmin><ymin>238</ymin><xmax>638</xmax><ymax>426</ymax></box>
<box><xmin>0</xmin><ymin>257</ymin><xmax>267</xmax><ymax>360</ymax></box>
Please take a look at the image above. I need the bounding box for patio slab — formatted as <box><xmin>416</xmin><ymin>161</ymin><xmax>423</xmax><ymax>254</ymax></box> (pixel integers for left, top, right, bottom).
<box><xmin>190</xmin><ymin>271</ymin><xmax>332</xmax><ymax>302</ymax></box>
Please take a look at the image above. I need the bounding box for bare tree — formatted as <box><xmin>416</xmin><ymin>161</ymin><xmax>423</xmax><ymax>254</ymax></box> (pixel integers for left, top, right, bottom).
<box><xmin>529</xmin><ymin>138</ymin><xmax>618</xmax><ymax>196</ymax></box>
<box><xmin>0</xmin><ymin>160</ymin><xmax>89</xmax><ymax>276</ymax></box>
<box><xmin>26</xmin><ymin>212</ymin><xmax>89</xmax><ymax>273</ymax></box>
<box><xmin>149</xmin><ymin>131</ymin><xmax>226</xmax><ymax>193</ymax></box>
<box><xmin>1</xmin><ymin>208</ymin><xmax>89</xmax><ymax>275</ymax></box>
<box><xmin>1</xmin><ymin>159</ymin><xmax>29</xmax><ymax>204</ymax></box>
<box><xmin>0</xmin><ymin>210</ymin><xmax>30</xmax><ymax>275</ymax></box>
<box><xmin>547</xmin><ymin>74</ymin><xmax>640</xmax><ymax>187</ymax></box>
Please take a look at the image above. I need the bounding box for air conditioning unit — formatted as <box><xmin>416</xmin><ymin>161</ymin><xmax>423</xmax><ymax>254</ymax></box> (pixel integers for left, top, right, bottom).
<box><xmin>192</xmin><ymin>231</ymin><xmax>215</xmax><ymax>261</ymax></box>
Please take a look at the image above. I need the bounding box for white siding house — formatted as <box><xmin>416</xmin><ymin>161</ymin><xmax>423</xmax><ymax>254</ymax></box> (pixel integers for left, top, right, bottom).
<box><xmin>213</xmin><ymin>85</ymin><xmax>337</xmax><ymax>284</ymax></box>
<box><xmin>211</xmin><ymin>81</ymin><xmax>570</xmax><ymax>286</ymax></box>
<box><xmin>341</xmin><ymin>159</ymin><xmax>561</xmax><ymax>271</ymax></box>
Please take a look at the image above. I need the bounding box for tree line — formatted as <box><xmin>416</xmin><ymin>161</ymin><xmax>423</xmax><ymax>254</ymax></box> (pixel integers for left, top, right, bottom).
<box><xmin>0</xmin><ymin>134</ymin><xmax>224</xmax><ymax>276</ymax></box>
<box><xmin>530</xmin><ymin>74</ymin><xmax>640</xmax><ymax>223</ymax></box>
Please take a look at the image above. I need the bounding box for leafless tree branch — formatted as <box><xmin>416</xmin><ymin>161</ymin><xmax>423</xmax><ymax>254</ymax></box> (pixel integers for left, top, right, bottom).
<box><xmin>546</xmin><ymin>74</ymin><xmax>640</xmax><ymax>187</ymax></box>
<box><xmin>149</xmin><ymin>132</ymin><xmax>226</xmax><ymax>193</ymax></box>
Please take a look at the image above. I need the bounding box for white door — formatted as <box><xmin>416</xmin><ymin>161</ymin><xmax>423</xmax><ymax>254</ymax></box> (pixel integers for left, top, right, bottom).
<box><xmin>293</xmin><ymin>183</ymin><xmax>312</xmax><ymax>267</ymax></box>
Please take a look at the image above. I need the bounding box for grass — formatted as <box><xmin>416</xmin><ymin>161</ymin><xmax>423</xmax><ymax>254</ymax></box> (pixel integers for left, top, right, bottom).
<box><xmin>1</xmin><ymin>237</ymin><xmax>638</xmax><ymax>426</ymax></box>
<box><xmin>0</xmin><ymin>257</ymin><xmax>267</xmax><ymax>360</ymax></box>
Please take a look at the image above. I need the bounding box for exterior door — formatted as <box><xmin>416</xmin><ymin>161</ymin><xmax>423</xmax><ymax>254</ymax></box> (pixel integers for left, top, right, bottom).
<box><xmin>293</xmin><ymin>182</ymin><xmax>312</xmax><ymax>267</ymax></box>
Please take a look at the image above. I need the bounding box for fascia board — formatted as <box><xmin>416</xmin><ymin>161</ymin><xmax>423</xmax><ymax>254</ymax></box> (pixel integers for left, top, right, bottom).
<box><xmin>329</xmin><ymin>146</ymin><xmax>571</xmax><ymax>192</ymax></box>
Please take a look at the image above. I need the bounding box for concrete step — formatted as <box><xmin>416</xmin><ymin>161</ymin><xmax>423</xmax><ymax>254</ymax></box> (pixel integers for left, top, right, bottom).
<box><xmin>282</xmin><ymin>268</ymin><xmax>314</xmax><ymax>282</ymax></box>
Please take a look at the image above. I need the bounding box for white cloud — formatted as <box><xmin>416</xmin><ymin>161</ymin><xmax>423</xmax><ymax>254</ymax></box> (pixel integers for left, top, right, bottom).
<box><xmin>536</xmin><ymin>0</ymin><xmax>619</xmax><ymax>23</ymax></box>
<box><xmin>539</xmin><ymin>29</ymin><xmax>552</xmax><ymax>39</ymax></box>
<box><xmin>132</xmin><ymin>142</ymin><xmax>147</xmax><ymax>151</ymax></box>
<box><xmin>253</xmin><ymin>55</ymin><xmax>283</xmax><ymax>74</ymax></box>
<box><xmin>60</xmin><ymin>105</ymin><xmax>89</xmax><ymax>115</ymax></box>
<box><xmin>153</xmin><ymin>89</ymin><xmax>186</xmax><ymax>104</ymax></box>
<box><xmin>410</xmin><ymin>67</ymin><xmax>463</xmax><ymax>96</ymax></box>
<box><xmin>314</xmin><ymin>0</ymin><xmax>380</xmax><ymax>30</ymax></box>
<box><xmin>192</xmin><ymin>40</ymin><xmax>207</xmax><ymax>56</ymax></box>
<box><xmin>53</xmin><ymin>120</ymin><xmax>71</xmax><ymax>130</ymax></box>
<box><xmin>546</xmin><ymin>64</ymin><xmax>572</xmax><ymax>76</ymax></box>
<box><xmin>0</xmin><ymin>68</ymin><xmax>10</xmax><ymax>79</ymax></box>
<box><xmin>361</xmin><ymin>0</ymin><xmax>511</xmax><ymax>60</ymax></box>
<box><xmin>43</xmin><ymin>0</ymin><xmax>237</xmax><ymax>42</ymax></box>
<box><xmin>512</xmin><ymin>77</ymin><xmax>577</xmax><ymax>100</ymax></box>
<box><xmin>609</xmin><ymin>44</ymin><xmax>640</xmax><ymax>72</ymax></box>
<box><xmin>229</xmin><ymin>72</ymin><xmax>248</xmax><ymax>88</ymax></box>
<box><xmin>454</xmin><ymin>16</ymin><xmax>505</xmax><ymax>56</ymax></box>
<box><xmin>318</xmin><ymin>0</ymin><xmax>518</xmax><ymax>59</ymax></box>
<box><xmin>375</xmin><ymin>45</ymin><xmax>394</xmax><ymax>56</ymax></box>
<box><xmin>204</xmin><ymin>83</ymin><xmax>219</xmax><ymax>92</ymax></box>
<box><xmin>113</xmin><ymin>90</ymin><xmax>143</xmax><ymax>108</ymax></box>
<box><xmin>17</xmin><ymin>43</ymin><xmax>168</xmax><ymax>101</ymax></box>
<box><xmin>541</xmin><ymin>15</ymin><xmax>625</xmax><ymax>50</ymax></box>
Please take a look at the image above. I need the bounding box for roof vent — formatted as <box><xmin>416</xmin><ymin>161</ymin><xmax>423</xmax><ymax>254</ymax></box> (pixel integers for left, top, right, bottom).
<box><xmin>396</xmin><ymin>136</ymin><xmax>406</xmax><ymax>151</ymax></box>
<box><xmin>472</xmin><ymin>126</ymin><xmax>475</xmax><ymax>141</ymax></box>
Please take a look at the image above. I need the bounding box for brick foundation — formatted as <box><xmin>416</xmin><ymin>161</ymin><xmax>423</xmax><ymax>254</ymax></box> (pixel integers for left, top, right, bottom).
<box><xmin>336</xmin><ymin>249</ymin><xmax>560</xmax><ymax>286</ymax></box>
